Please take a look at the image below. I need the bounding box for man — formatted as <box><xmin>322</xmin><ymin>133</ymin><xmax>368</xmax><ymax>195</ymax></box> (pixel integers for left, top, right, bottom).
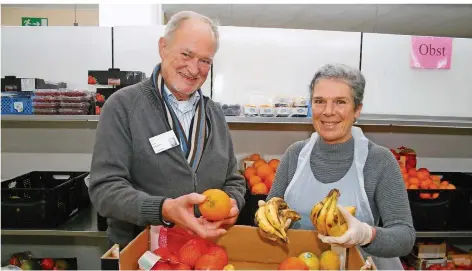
<box><xmin>88</xmin><ymin>11</ymin><xmax>246</xmax><ymax>248</ymax></box>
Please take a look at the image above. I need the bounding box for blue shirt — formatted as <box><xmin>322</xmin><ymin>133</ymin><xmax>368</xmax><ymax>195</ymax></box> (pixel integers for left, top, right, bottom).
<box><xmin>163</xmin><ymin>85</ymin><xmax>200</xmax><ymax>139</ymax></box>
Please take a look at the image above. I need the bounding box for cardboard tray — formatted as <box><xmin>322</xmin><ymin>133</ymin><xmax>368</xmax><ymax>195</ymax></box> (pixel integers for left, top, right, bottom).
<box><xmin>102</xmin><ymin>225</ymin><xmax>370</xmax><ymax>270</ymax></box>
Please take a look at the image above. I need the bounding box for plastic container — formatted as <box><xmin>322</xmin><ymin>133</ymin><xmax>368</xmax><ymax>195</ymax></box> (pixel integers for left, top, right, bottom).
<box><xmin>220</xmin><ymin>104</ymin><xmax>242</xmax><ymax>116</ymax></box>
<box><xmin>60</xmin><ymin>90</ymin><xmax>88</xmax><ymax>97</ymax></box>
<box><xmin>58</xmin><ymin>108</ymin><xmax>88</xmax><ymax>115</ymax></box>
<box><xmin>1</xmin><ymin>171</ymin><xmax>88</xmax><ymax>229</ymax></box>
<box><xmin>33</xmin><ymin>102</ymin><xmax>59</xmax><ymax>109</ymax></box>
<box><xmin>34</xmin><ymin>108</ymin><xmax>58</xmax><ymax>115</ymax></box>
<box><xmin>59</xmin><ymin>102</ymin><xmax>90</xmax><ymax>109</ymax></box>
<box><xmin>1</xmin><ymin>93</ymin><xmax>33</xmax><ymax>115</ymax></box>
<box><xmin>59</xmin><ymin>96</ymin><xmax>91</xmax><ymax>103</ymax></box>
<box><xmin>33</xmin><ymin>89</ymin><xmax>61</xmax><ymax>96</ymax></box>
<box><xmin>32</xmin><ymin>96</ymin><xmax>60</xmax><ymax>103</ymax></box>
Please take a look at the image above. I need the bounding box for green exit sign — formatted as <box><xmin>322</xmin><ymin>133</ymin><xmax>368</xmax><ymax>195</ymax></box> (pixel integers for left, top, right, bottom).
<box><xmin>22</xmin><ymin>17</ymin><xmax>48</xmax><ymax>26</ymax></box>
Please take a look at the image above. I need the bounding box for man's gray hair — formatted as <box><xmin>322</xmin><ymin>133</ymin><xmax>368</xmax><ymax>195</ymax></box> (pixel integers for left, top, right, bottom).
<box><xmin>309</xmin><ymin>64</ymin><xmax>366</xmax><ymax>109</ymax></box>
<box><xmin>164</xmin><ymin>11</ymin><xmax>219</xmax><ymax>52</ymax></box>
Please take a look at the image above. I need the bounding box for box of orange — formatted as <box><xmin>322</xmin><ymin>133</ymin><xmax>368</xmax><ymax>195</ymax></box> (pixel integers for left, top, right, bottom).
<box><xmin>102</xmin><ymin>225</ymin><xmax>373</xmax><ymax>270</ymax></box>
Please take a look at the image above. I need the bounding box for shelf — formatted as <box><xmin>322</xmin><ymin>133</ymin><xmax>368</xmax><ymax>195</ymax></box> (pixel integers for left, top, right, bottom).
<box><xmin>1</xmin><ymin>206</ymin><xmax>106</xmax><ymax>238</ymax></box>
<box><xmin>1</xmin><ymin>115</ymin><xmax>99</xmax><ymax>122</ymax></box>
<box><xmin>416</xmin><ymin>231</ymin><xmax>472</xmax><ymax>238</ymax></box>
<box><xmin>2</xmin><ymin>114</ymin><xmax>472</xmax><ymax>128</ymax></box>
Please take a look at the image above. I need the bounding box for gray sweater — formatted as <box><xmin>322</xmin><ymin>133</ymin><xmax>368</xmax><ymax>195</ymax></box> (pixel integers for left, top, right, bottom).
<box><xmin>88</xmin><ymin>79</ymin><xmax>246</xmax><ymax>247</ymax></box>
<box><xmin>268</xmin><ymin>136</ymin><xmax>416</xmax><ymax>258</ymax></box>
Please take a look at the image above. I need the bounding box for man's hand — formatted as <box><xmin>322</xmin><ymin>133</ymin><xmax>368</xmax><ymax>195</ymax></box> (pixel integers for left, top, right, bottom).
<box><xmin>220</xmin><ymin>198</ymin><xmax>239</xmax><ymax>227</ymax></box>
<box><xmin>162</xmin><ymin>193</ymin><xmax>227</xmax><ymax>239</ymax></box>
<box><xmin>317</xmin><ymin>205</ymin><xmax>374</xmax><ymax>248</ymax></box>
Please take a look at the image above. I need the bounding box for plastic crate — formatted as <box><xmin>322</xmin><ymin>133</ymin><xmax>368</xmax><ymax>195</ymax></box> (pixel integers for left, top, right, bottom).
<box><xmin>1</xmin><ymin>93</ymin><xmax>33</xmax><ymax>115</ymax></box>
<box><xmin>1</xmin><ymin>171</ymin><xmax>88</xmax><ymax>229</ymax></box>
<box><xmin>408</xmin><ymin>172</ymin><xmax>472</xmax><ymax>231</ymax></box>
<box><xmin>236</xmin><ymin>182</ymin><xmax>267</xmax><ymax>226</ymax></box>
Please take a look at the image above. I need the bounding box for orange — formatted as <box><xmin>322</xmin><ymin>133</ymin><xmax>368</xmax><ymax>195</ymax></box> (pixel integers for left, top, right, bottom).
<box><xmin>404</xmin><ymin>181</ymin><xmax>409</xmax><ymax>188</ymax></box>
<box><xmin>409</xmin><ymin>184</ymin><xmax>419</xmax><ymax>190</ymax></box>
<box><xmin>256</xmin><ymin>164</ymin><xmax>273</xmax><ymax>180</ymax></box>
<box><xmin>429</xmin><ymin>183</ymin><xmax>439</xmax><ymax>189</ymax></box>
<box><xmin>408</xmin><ymin>168</ymin><xmax>418</xmax><ymax>177</ymax></box>
<box><xmin>408</xmin><ymin>177</ymin><xmax>420</xmax><ymax>186</ymax></box>
<box><xmin>248</xmin><ymin>175</ymin><xmax>262</xmax><ymax>188</ymax></box>
<box><xmin>420</xmin><ymin>193</ymin><xmax>431</xmax><ymax>199</ymax></box>
<box><xmin>402</xmin><ymin>173</ymin><xmax>409</xmax><ymax>181</ymax></box>
<box><xmin>431</xmin><ymin>175</ymin><xmax>441</xmax><ymax>182</ymax></box>
<box><xmin>199</xmin><ymin>189</ymin><xmax>231</xmax><ymax>221</ymax></box>
<box><xmin>264</xmin><ymin>172</ymin><xmax>276</xmax><ymax>190</ymax></box>
<box><xmin>251</xmin><ymin>183</ymin><xmax>269</xmax><ymax>195</ymax></box>
<box><xmin>278</xmin><ymin>257</ymin><xmax>308</xmax><ymax>270</ymax></box>
<box><xmin>253</xmin><ymin>159</ymin><xmax>267</xmax><ymax>169</ymax></box>
<box><xmin>244</xmin><ymin>167</ymin><xmax>256</xmax><ymax>181</ymax></box>
<box><xmin>417</xmin><ymin>171</ymin><xmax>430</xmax><ymax>181</ymax></box>
<box><xmin>447</xmin><ymin>184</ymin><xmax>456</xmax><ymax>190</ymax></box>
<box><xmin>400</xmin><ymin>166</ymin><xmax>407</xmax><ymax>175</ymax></box>
<box><xmin>268</xmin><ymin>159</ymin><xmax>280</xmax><ymax>171</ymax></box>
<box><xmin>440</xmin><ymin>181</ymin><xmax>449</xmax><ymax>186</ymax></box>
<box><xmin>420</xmin><ymin>181</ymin><xmax>430</xmax><ymax>190</ymax></box>
<box><xmin>432</xmin><ymin>193</ymin><xmax>439</xmax><ymax>199</ymax></box>
<box><xmin>249</xmin><ymin>154</ymin><xmax>261</xmax><ymax>161</ymax></box>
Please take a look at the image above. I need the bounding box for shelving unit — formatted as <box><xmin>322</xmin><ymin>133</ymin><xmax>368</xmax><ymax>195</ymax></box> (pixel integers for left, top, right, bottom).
<box><xmin>2</xmin><ymin>114</ymin><xmax>472</xmax><ymax>128</ymax></box>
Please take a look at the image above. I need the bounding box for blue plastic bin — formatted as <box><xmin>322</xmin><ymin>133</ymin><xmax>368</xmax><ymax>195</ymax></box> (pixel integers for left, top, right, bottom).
<box><xmin>1</xmin><ymin>92</ymin><xmax>33</xmax><ymax>115</ymax></box>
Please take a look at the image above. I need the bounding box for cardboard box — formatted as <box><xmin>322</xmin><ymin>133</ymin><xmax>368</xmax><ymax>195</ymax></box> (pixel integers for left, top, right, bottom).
<box><xmin>406</xmin><ymin>253</ymin><xmax>447</xmax><ymax>270</ymax></box>
<box><xmin>105</xmin><ymin>225</ymin><xmax>370</xmax><ymax>270</ymax></box>
<box><xmin>412</xmin><ymin>242</ymin><xmax>447</xmax><ymax>259</ymax></box>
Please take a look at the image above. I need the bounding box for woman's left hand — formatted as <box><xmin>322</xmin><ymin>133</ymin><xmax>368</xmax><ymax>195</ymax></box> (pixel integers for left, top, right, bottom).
<box><xmin>318</xmin><ymin>205</ymin><xmax>375</xmax><ymax>247</ymax></box>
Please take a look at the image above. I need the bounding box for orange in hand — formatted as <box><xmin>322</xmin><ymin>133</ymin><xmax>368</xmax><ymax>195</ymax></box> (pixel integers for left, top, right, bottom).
<box><xmin>199</xmin><ymin>189</ymin><xmax>232</xmax><ymax>221</ymax></box>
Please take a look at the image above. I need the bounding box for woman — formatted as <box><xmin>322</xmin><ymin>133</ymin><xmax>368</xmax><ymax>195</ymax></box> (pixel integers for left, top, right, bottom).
<box><xmin>265</xmin><ymin>63</ymin><xmax>415</xmax><ymax>270</ymax></box>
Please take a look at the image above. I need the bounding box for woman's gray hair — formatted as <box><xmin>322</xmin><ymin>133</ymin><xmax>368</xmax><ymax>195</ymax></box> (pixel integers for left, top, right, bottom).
<box><xmin>164</xmin><ymin>11</ymin><xmax>220</xmax><ymax>52</ymax></box>
<box><xmin>309</xmin><ymin>64</ymin><xmax>366</xmax><ymax>110</ymax></box>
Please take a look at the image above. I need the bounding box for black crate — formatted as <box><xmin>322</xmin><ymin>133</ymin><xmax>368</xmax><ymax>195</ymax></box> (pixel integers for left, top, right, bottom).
<box><xmin>408</xmin><ymin>172</ymin><xmax>472</xmax><ymax>231</ymax></box>
<box><xmin>1</xmin><ymin>171</ymin><xmax>89</xmax><ymax>229</ymax></box>
<box><xmin>236</xmin><ymin>181</ymin><xmax>268</xmax><ymax>226</ymax></box>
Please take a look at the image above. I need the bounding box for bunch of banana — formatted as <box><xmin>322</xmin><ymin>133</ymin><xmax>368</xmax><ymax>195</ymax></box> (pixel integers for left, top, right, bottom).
<box><xmin>254</xmin><ymin>197</ymin><xmax>301</xmax><ymax>243</ymax></box>
<box><xmin>310</xmin><ymin>189</ymin><xmax>357</xmax><ymax>237</ymax></box>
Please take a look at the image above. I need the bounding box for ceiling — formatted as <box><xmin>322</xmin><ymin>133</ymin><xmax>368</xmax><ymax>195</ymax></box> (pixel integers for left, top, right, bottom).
<box><xmin>3</xmin><ymin>4</ymin><xmax>472</xmax><ymax>38</ymax></box>
<box><xmin>162</xmin><ymin>4</ymin><xmax>472</xmax><ymax>38</ymax></box>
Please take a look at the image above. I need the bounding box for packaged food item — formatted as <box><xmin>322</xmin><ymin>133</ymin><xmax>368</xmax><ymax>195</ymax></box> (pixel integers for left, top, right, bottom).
<box><xmin>220</xmin><ymin>104</ymin><xmax>242</xmax><ymax>116</ymax></box>
<box><xmin>33</xmin><ymin>89</ymin><xmax>61</xmax><ymax>96</ymax></box>
<box><xmin>293</xmin><ymin>96</ymin><xmax>309</xmax><ymax>107</ymax></box>
<box><xmin>59</xmin><ymin>96</ymin><xmax>91</xmax><ymax>103</ymax></box>
<box><xmin>258</xmin><ymin>105</ymin><xmax>275</xmax><ymax>117</ymax></box>
<box><xmin>391</xmin><ymin>146</ymin><xmax>417</xmax><ymax>171</ymax></box>
<box><xmin>32</xmin><ymin>96</ymin><xmax>60</xmax><ymax>103</ymax></box>
<box><xmin>58</xmin><ymin>108</ymin><xmax>88</xmax><ymax>115</ymax></box>
<box><xmin>33</xmin><ymin>102</ymin><xmax>59</xmax><ymax>109</ymax></box>
<box><xmin>34</xmin><ymin>108</ymin><xmax>58</xmax><ymax>115</ymax></box>
<box><xmin>243</xmin><ymin>105</ymin><xmax>259</xmax><ymax>117</ymax></box>
<box><xmin>59</xmin><ymin>102</ymin><xmax>90</xmax><ymax>109</ymax></box>
<box><xmin>273</xmin><ymin>96</ymin><xmax>292</xmax><ymax>107</ymax></box>
<box><xmin>291</xmin><ymin>107</ymin><xmax>308</xmax><ymax>117</ymax></box>
<box><xmin>59</xmin><ymin>90</ymin><xmax>88</xmax><ymax>97</ymax></box>
<box><xmin>275</xmin><ymin>107</ymin><xmax>291</xmax><ymax>117</ymax></box>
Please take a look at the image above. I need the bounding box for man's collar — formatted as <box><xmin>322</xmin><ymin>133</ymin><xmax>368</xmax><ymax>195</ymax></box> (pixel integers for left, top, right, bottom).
<box><xmin>162</xmin><ymin>83</ymin><xmax>200</xmax><ymax>104</ymax></box>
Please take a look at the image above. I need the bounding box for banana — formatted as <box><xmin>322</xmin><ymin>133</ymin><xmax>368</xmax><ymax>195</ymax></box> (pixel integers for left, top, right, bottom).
<box><xmin>326</xmin><ymin>190</ymin><xmax>340</xmax><ymax>236</ymax></box>
<box><xmin>264</xmin><ymin>197</ymin><xmax>288</xmax><ymax>235</ymax></box>
<box><xmin>279</xmin><ymin>208</ymin><xmax>301</xmax><ymax>231</ymax></box>
<box><xmin>315</xmin><ymin>190</ymin><xmax>338</xmax><ymax>235</ymax></box>
<box><xmin>255</xmin><ymin>204</ymin><xmax>287</xmax><ymax>242</ymax></box>
<box><xmin>310</xmin><ymin>189</ymin><xmax>336</xmax><ymax>227</ymax></box>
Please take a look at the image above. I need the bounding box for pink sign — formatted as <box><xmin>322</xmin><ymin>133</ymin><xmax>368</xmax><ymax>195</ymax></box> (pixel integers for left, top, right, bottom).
<box><xmin>410</xmin><ymin>36</ymin><xmax>453</xmax><ymax>69</ymax></box>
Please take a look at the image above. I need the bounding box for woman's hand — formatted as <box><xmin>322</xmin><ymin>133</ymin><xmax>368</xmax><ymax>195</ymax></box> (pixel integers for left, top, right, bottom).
<box><xmin>318</xmin><ymin>205</ymin><xmax>374</xmax><ymax>247</ymax></box>
<box><xmin>162</xmin><ymin>193</ymin><xmax>227</xmax><ymax>239</ymax></box>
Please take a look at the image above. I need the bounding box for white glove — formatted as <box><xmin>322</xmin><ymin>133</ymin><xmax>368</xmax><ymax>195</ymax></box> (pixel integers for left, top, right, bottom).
<box><xmin>318</xmin><ymin>205</ymin><xmax>373</xmax><ymax>247</ymax></box>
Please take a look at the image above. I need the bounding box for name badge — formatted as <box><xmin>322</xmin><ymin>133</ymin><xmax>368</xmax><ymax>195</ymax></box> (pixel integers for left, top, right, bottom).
<box><xmin>149</xmin><ymin>130</ymin><xmax>179</xmax><ymax>154</ymax></box>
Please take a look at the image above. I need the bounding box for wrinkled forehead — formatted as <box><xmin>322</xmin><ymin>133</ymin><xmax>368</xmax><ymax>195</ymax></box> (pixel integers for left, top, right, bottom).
<box><xmin>169</xmin><ymin>20</ymin><xmax>217</xmax><ymax>56</ymax></box>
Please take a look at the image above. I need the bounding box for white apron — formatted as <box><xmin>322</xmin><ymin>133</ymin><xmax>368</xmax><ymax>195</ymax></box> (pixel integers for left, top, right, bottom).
<box><xmin>284</xmin><ymin>126</ymin><xmax>403</xmax><ymax>270</ymax></box>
